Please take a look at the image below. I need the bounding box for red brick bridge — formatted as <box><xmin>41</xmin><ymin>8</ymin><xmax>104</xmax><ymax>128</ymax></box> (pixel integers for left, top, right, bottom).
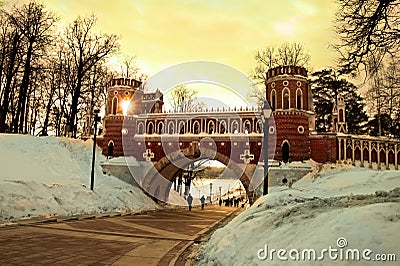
<box><xmin>98</xmin><ymin>66</ymin><xmax>400</xmax><ymax>203</ymax></box>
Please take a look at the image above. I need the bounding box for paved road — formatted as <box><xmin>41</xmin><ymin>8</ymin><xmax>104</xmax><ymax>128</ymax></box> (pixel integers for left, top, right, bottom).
<box><xmin>0</xmin><ymin>206</ymin><xmax>236</xmax><ymax>265</ymax></box>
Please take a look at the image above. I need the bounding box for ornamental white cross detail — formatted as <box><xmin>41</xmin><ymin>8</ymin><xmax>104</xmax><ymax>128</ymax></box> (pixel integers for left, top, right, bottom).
<box><xmin>240</xmin><ymin>149</ymin><xmax>254</xmax><ymax>164</ymax></box>
<box><xmin>143</xmin><ymin>149</ymin><xmax>155</xmax><ymax>162</ymax></box>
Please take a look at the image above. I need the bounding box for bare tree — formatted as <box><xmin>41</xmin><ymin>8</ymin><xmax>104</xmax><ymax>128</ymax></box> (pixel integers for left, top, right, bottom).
<box><xmin>334</xmin><ymin>0</ymin><xmax>400</xmax><ymax>75</ymax></box>
<box><xmin>63</xmin><ymin>15</ymin><xmax>119</xmax><ymax>137</ymax></box>
<box><xmin>0</xmin><ymin>11</ymin><xmax>23</xmax><ymax>133</ymax></box>
<box><xmin>250</xmin><ymin>42</ymin><xmax>310</xmax><ymax>84</ymax></box>
<box><xmin>365</xmin><ymin>56</ymin><xmax>400</xmax><ymax>136</ymax></box>
<box><xmin>7</xmin><ymin>2</ymin><xmax>57</xmax><ymax>133</ymax></box>
<box><xmin>40</xmin><ymin>46</ymin><xmax>64</xmax><ymax>136</ymax></box>
<box><xmin>277</xmin><ymin>42</ymin><xmax>310</xmax><ymax>67</ymax></box>
<box><xmin>249</xmin><ymin>42</ymin><xmax>310</xmax><ymax>105</ymax></box>
<box><xmin>118</xmin><ymin>55</ymin><xmax>140</xmax><ymax>78</ymax></box>
<box><xmin>168</xmin><ymin>84</ymin><xmax>204</xmax><ymax>112</ymax></box>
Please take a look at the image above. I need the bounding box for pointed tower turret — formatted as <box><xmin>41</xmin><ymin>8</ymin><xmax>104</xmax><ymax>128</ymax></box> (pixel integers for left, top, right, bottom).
<box><xmin>334</xmin><ymin>95</ymin><xmax>347</xmax><ymax>133</ymax></box>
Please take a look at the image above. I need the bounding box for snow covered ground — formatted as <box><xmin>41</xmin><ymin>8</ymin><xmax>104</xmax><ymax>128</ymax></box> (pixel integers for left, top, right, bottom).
<box><xmin>0</xmin><ymin>134</ymin><xmax>158</xmax><ymax>224</ymax></box>
<box><xmin>198</xmin><ymin>163</ymin><xmax>400</xmax><ymax>265</ymax></box>
<box><xmin>2</xmin><ymin>134</ymin><xmax>399</xmax><ymax>265</ymax></box>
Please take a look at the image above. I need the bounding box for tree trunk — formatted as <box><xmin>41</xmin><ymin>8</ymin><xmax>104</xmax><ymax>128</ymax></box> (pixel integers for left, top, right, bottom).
<box><xmin>69</xmin><ymin>76</ymin><xmax>82</xmax><ymax>138</ymax></box>
<box><xmin>0</xmin><ymin>33</ymin><xmax>20</xmax><ymax>133</ymax></box>
<box><xmin>15</xmin><ymin>42</ymin><xmax>33</xmax><ymax>133</ymax></box>
<box><xmin>42</xmin><ymin>80</ymin><xmax>57</xmax><ymax>136</ymax></box>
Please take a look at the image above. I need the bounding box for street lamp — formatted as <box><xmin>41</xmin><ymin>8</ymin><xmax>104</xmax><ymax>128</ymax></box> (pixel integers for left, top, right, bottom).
<box><xmin>90</xmin><ymin>109</ymin><xmax>101</xmax><ymax>191</ymax></box>
<box><xmin>261</xmin><ymin>100</ymin><xmax>273</xmax><ymax>195</ymax></box>
<box><xmin>209</xmin><ymin>183</ymin><xmax>213</xmax><ymax>203</ymax></box>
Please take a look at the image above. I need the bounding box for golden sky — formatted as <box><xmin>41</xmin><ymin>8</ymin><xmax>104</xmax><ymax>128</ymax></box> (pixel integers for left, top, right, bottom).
<box><xmin>8</xmin><ymin>0</ymin><xmax>339</xmax><ymax>107</ymax></box>
<box><xmin>17</xmin><ymin>0</ymin><xmax>338</xmax><ymax>75</ymax></box>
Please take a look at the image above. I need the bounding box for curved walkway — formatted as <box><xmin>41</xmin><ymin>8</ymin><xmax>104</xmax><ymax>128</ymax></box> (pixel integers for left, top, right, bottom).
<box><xmin>0</xmin><ymin>206</ymin><xmax>237</xmax><ymax>265</ymax></box>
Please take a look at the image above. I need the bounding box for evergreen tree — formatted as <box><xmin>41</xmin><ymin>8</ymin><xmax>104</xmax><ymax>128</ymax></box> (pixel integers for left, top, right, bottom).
<box><xmin>391</xmin><ymin>111</ymin><xmax>400</xmax><ymax>138</ymax></box>
<box><xmin>367</xmin><ymin>113</ymin><xmax>392</xmax><ymax>137</ymax></box>
<box><xmin>310</xmin><ymin>69</ymin><xmax>368</xmax><ymax>134</ymax></box>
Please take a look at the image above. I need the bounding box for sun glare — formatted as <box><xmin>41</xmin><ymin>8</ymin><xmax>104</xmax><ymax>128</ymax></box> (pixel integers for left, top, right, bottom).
<box><xmin>273</xmin><ymin>21</ymin><xmax>295</xmax><ymax>37</ymax></box>
<box><xmin>122</xmin><ymin>100</ymin><xmax>131</xmax><ymax>116</ymax></box>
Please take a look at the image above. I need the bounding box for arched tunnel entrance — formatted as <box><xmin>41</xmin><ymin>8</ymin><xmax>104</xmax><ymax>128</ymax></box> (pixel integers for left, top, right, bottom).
<box><xmin>140</xmin><ymin>148</ymin><xmax>260</xmax><ymax>205</ymax></box>
<box><xmin>170</xmin><ymin>159</ymin><xmax>248</xmax><ymax>206</ymax></box>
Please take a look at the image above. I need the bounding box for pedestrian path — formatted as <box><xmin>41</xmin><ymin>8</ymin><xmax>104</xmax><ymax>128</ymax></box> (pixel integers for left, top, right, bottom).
<box><xmin>0</xmin><ymin>206</ymin><xmax>237</xmax><ymax>265</ymax></box>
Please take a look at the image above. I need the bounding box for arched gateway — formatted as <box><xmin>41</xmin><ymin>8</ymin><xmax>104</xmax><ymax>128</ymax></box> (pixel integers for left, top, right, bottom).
<box><xmin>119</xmin><ymin>116</ymin><xmax>276</xmax><ymax>204</ymax></box>
<box><xmin>140</xmin><ymin>146</ymin><xmax>257</xmax><ymax>203</ymax></box>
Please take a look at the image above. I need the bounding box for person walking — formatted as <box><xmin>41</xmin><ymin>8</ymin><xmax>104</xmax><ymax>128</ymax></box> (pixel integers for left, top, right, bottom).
<box><xmin>200</xmin><ymin>195</ymin><xmax>205</xmax><ymax>210</ymax></box>
<box><xmin>187</xmin><ymin>193</ymin><xmax>193</xmax><ymax>211</ymax></box>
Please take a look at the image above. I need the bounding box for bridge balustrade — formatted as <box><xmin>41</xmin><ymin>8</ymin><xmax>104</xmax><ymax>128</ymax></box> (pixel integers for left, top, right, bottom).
<box><xmin>337</xmin><ymin>135</ymin><xmax>400</xmax><ymax>170</ymax></box>
<box><xmin>134</xmin><ymin>109</ymin><xmax>265</xmax><ymax>136</ymax></box>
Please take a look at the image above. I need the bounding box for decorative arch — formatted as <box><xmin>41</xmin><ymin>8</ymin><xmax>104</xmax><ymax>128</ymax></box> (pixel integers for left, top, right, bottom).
<box><xmin>340</xmin><ymin>139</ymin><xmax>345</xmax><ymax>160</ymax></box>
<box><xmin>219</xmin><ymin>120</ymin><xmax>227</xmax><ymax>134</ymax></box>
<box><xmin>270</xmin><ymin>89</ymin><xmax>276</xmax><ymax>110</ymax></box>
<box><xmin>282</xmin><ymin>140</ymin><xmax>290</xmax><ymax>163</ymax></box>
<box><xmin>296</xmin><ymin>88</ymin><xmax>303</xmax><ymax>109</ymax></box>
<box><xmin>168</xmin><ymin>121</ymin><xmax>175</xmax><ymax>134</ymax></box>
<box><xmin>208</xmin><ymin>120</ymin><xmax>215</xmax><ymax>134</ymax></box>
<box><xmin>363</xmin><ymin>147</ymin><xmax>369</xmax><ymax>165</ymax></box>
<box><xmin>112</xmin><ymin>96</ymin><xmax>118</xmax><ymax>115</ymax></box>
<box><xmin>256</xmin><ymin>120</ymin><xmax>263</xmax><ymax>133</ymax></box>
<box><xmin>138</xmin><ymin>122</ymin><xmax>144</xmax><ymax>134</ymax></box>
<box><xmin>179</xmin><ymin>121</ymin><xmax>185</xmax><ymax>134</ymax></box>
<box><xmin>379</xmin><ymin>149</ymin><xmax>386</xmax><ymax>165</ymax></box>
<box><xmin>371</xmin><ymin>148</ymin><xmax>378</xmax><ymax>164</ymax></box>
<box><xmin>389</xmin><ymin>150</ymin><xmax>395</xmax><ymax>165</ymax></box>
<box><xmin>147</xmin><ymin>122</ymin><xmax>154</xmax><ymax>134</ymax></box>
<box><xmin>355</xmin><ymin>146</ymin><xmax>361</xmax><ymax>161</ymax></box>
<box><xmin>193</xmin><ymin>121</ymin><xmax>200</xmax><ymax>134</ymax></box>
<box><xmin>282</xmin><ymin>88</ymin><xmax>290</xmax><ymax>109</ymax></box>
<box><xmin>144</xmin><ymin>149</ymin><xmax>255</xmax><ymax>204</ymax></box>
<box><xmin>157</xmin><ymin>121</ymin><xmax>164</xmax><ymax>134</ymax></box>
<box><xmin>231</xmin><ymin>120</ymin><xmax>239</xmax><ymax>134</ymax></box>
<box><xmin>107</xmin><ymin>140</ymin><xmax>114</xmax><ymax>158</ymax></box>
<box><xmin>339</xmin><ymin>109</ymin><xmax>344</xmax><ymax>122</ymax></box>
<box><xmin>346</xmin><ymin>145</ymin><xmax>352</xmax><ymax>161</ymax></box>
<box><xmin>243</xmin><ymin>120</ymin><xmax>251</xmax><ymax>134</ymax></box>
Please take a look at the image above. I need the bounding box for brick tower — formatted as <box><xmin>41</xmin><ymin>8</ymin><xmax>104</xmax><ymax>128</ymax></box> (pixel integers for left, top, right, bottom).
<box><xmin>101</xmin><ymin>78</ymin><xmax>164</xmax><ymax>157</ymax></box>
<box><xmin>266</xmin><ymin>66</ymin><xmax>314</xmax><ymax>162</ymax></box>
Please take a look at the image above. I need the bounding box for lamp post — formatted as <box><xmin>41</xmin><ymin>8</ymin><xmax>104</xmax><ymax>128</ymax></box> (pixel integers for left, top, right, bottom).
<box><xmin>262</xmin><ymin>100</ymin><xmax>273</xmax><ymax>195</ymax></box>
<box><xmin>219</xmin><ymin>186</ymin><xmax>222</xmax><ymax>199</ymax></box>
<box><xmin>90</xmin><ymin>109</ymin><xmax>101</xmax><ymax>191</ymax></box>
<box><xmin>209</xmin><ymin>183</ymin><xmax>213</xmax><ymax>203</ymax></box>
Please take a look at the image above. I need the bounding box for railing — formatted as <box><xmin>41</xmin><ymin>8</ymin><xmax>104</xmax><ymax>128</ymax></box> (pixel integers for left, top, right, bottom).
<box><xmin>158</xmin><ymin>106</ymin><xmax>262</xmax><ymax>114</ymax></box>
<box><xmin>337</xmin><ymin>134</ymin><xmax>400</xmax><ymax>170</ymax></box>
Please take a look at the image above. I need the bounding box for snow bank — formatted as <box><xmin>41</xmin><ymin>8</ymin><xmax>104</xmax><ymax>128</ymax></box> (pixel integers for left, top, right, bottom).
<box><xmin>198</xmin><ymin>164</ymin><xmax>400</xmax><ymax>265</ymax></box>
<box><xmin>0</xmin><ymin>134</ymin><xmax>158</xmax><ymax>223</ymax></box>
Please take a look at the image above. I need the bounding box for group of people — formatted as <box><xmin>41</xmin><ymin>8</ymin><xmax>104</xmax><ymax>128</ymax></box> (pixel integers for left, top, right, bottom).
<box><xmin>186</xmin><ymin>194</ymin><xmax>246</xmax><ymax>211</ymax></box>
<box><xmin>219</xmin><ymin>196</ymin><xmax>244</xmax><ymax>207</ymax></box>
<box><xmin>186</xmin><ymin>193</ymin><xmax>206</xmax><ymax>211</ymax></box>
